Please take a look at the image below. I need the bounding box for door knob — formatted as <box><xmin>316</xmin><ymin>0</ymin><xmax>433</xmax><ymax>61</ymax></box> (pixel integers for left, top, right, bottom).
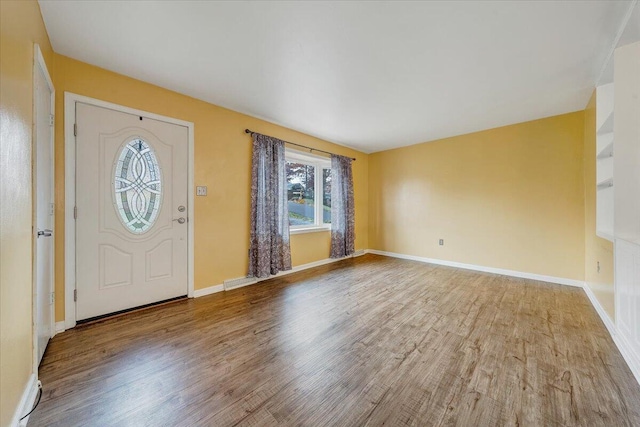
<box><xmin>37</xmin><ymin>229</ymin><xmax>53</xmax><ymax>237</ymax></box>
<box><xmin>178</xmin><ymin>205</ymin><xmax>186</xmax><ymax>212</ymax></box>
<box><xmin>173</xmin><ymin>217</ymin><xmax>186</xmax><ymax>224</ymax></box>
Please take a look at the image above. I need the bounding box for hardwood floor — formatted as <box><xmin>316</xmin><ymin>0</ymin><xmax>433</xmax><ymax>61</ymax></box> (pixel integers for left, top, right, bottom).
<box><xmin>30</xmin><ymin>254</ymin><xmax>640</xmax><ymax>426</ymax></box>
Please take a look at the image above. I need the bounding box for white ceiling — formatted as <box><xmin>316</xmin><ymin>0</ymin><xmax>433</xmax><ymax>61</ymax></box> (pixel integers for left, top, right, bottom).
<box><xmin>39</xmin><ymin>1</ymin><xmax>636</xmax><ymax>153</ymax></box>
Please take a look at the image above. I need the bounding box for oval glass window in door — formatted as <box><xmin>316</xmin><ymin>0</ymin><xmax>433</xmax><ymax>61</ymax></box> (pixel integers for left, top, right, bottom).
<box><xmin>113</xmin><ymin>138</ymin><xmax>162</xmax><ymax>234</ymax></box>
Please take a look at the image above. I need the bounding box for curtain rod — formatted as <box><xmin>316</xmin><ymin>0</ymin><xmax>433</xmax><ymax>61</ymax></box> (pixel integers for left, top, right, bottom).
<box><xmin>245</xmin><ymin>129</ymin><xmax>356</xmax><ymax>161</ymax></box>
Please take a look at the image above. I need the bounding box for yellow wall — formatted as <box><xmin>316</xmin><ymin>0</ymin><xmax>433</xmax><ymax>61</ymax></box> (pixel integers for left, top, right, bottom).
<box><xmin>0</xmin><ymin>1</ymin><xmax>54</xmax><ymax>424</ymax></box>
<box><xmin>368</xmin><ymin>112</ymin><xmax>586</xmax><ymax>281</ymax></box>
<box><xmin>52</xmin><ymin>54</ymin><xmax>369</xmax><ymax>322</ymax></box>
<box><xmin>583</xmin><ymin>91</ymin><xmax>615</xmax><ymax>318</ymax></box>
<box><xmin>0</xmin><ymin>4</ymin><xmax>613</xmax><ymax>423</ymax></box>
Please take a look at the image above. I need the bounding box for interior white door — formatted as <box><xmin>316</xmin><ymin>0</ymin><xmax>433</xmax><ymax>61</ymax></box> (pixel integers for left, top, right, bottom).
<box><xmin>75</xmin><ymin>103</ymin><xmax>189</xmax><ymax>320</ymax></box>
<box><xmin>34</xmin><ymin>53</ymin><xmax>54</xmax><ymax>365</ymax></box>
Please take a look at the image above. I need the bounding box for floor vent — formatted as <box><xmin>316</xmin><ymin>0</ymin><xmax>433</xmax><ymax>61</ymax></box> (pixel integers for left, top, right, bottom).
<box><xmin>224</xmin><ymin>277</ymin><xmax>258</xmax><ymax>291</ymax></box>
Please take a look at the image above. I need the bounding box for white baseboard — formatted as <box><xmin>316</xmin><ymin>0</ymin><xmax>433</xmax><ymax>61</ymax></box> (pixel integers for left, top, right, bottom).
<box><xmin>193</xmin><ymin>284</ymin><xmax>224</xmax><ymax>297</ymax></box>
<box><xmin>220</xmin><ymin>257</ymin><xmax>341</xmax><ymax>292</ymax></box>
<box><xmin>11</xmin><ymin>374</ymin><xmax>39</xmax><ymax>427</ymax></box>
<box><xmin>201</xmin><ymin>251</ymin><xmax>367</xmax><ymax>295</ymax></box>
<box><xmin>201</xmin><ymin>248</ymin><xmax>576</xmax><ymax>298</ymax></box>
<box><xmin>369</xmin><ymin>248</ymin><xmax>639</xmax><ymax>387</ymax></box>
<box><xmin>614</xmin><ymin>329</ymin><xmax>640</xmax><ymax>386</ymax></box>
<box><xmin>583</xmin><ymin>284</ymin><xmax>640</xmax><ymax>386</ymax></box>
<box><xmin>52</xmin><ymin>246</ymin><xmax>640</xmax><ymax>388</ymax></box>
<box><xmin>366</xmin><ymin>249</ymin><xmax>584</xmax><ymax>287</ymax></box>
<box><xmin>272</xmin><ymin>256</ymin><xmax>342</xmax><ymax>277</ymax></box>
<box><xmin>54</xmin><ymin>321</ymin><xmax>66</xmax><ymax>335</ymax></box>
<box><xmin>582</xmin><ymin>284</ymin><xmax>616</xmax><ymax>334</ymax></box>
<box><xmin>190</xmin><ymin>249</ymin><xmax>638</xmax><ymax>389</ymax></box>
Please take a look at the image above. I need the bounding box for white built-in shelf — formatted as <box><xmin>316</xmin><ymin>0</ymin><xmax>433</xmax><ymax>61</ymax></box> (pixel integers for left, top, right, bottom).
<box><xmin>596</xmin><ymin>83</ymin><xmax>614</xmax><ymax>129</ymax></box>
<box><xmin>596</xmin><ymin>82</ymin><xmax>615</xmax><ymax>242</ymax></box>
<box><xmin>596</xmin><ymin>182</ymin><xmax>614</xmax><ymax>242</ymax></box>
<box><xmin>597</xmin><ymin>157</ymin><xmax>613</xmax><ymax>183</ymax></box>
<box><xmin>597</xmin><ymin>178</ymin><xmax>614</xmax><ymax>191</ymax></box>
<box><xmin>614</xmin><ymin>41</ymin><xmax>640</xmax><ymax>245</ymax></box>
<box><xmin>597</xmin><ymin>131</ymin><xmax>614</xmax><ymax>153</ymax></box>
<box><xmin>597</xmin><ymin>111</ymin><xmax>614</xmax><ymax>135</ymax></box>
<box><xmin>613</xmin><ymin>42</ymin><xmax>640</xmax><ymax>370</ymax></box>
<box><xmin>597</xmin><ymin>141</ymin><xmax>614</xmax><ymax>159</ymax></box>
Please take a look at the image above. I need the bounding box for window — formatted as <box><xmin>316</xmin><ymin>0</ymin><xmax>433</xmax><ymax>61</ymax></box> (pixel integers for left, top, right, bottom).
<box><xmin>285</xmin><ymin>150</ymin><xmax>331</xmax><ymax>232</ymax></box>
<box><xmin>114</xmin><ymin>138</ymin><xmax>162</xmax><ymax>234</ymax></box>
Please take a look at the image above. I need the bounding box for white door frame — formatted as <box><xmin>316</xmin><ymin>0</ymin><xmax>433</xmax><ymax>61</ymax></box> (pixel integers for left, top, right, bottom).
<box><xmin>33</xmin><ymin>44</ymin><xmax>55</xmax><ymax>371</ymax></box>
<box><xmin>64</xmin><ymin>92</ymin><xmax>195</xmax><ymax>329</ymax></box>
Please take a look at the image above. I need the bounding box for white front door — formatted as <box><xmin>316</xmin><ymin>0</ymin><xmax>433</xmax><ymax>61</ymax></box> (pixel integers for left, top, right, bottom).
<box><xmin>34</xmin><ymin>48</ymin><xmax>54</xmax><ymax>365</ymax></box>
<box><xmin>75</xmin><ymin>103</ymin><xmax>189</xmax><ymax>320</ymax></box>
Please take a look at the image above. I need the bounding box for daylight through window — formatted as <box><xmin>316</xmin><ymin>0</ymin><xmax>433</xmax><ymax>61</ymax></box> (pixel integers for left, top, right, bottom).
<box><xmin>285</xmin><ymin>151</ymin><xmax>331</xmax><ymax>230</ymax></box>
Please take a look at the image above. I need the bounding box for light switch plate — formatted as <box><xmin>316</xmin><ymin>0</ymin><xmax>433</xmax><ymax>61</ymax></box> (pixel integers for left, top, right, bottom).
<box><xmin>196</xmin><ymin>186</ymin><xmax>207</xmax><ymax>196</ymax></box>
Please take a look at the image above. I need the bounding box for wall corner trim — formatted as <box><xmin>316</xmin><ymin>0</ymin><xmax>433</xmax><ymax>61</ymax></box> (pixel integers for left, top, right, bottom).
<box><xmin>11</xmin><ymin>373</ymin><xmax>38</xmax><ymax>427</ymax></box>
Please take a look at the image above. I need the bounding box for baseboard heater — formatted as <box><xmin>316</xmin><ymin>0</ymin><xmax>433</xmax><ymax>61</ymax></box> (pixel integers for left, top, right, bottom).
<box><xmin>223</xmin><ymin>277</ymin><xmax>258</xmax><ymax>291</ymax></box>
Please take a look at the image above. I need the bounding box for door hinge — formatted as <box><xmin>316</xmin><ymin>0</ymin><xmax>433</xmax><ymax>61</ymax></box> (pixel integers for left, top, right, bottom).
<box><xmin>73</xmin><ymin>123</ymin><xmax>77</xmax><ymax>136</ymax></box>
<box><xmin>74</xmin><ymin>289</ymin><xmax>77</xmax><ymax>302</ymax></box>
<box><xmin>49</xmin><ymin>114</ymin><xmax>54</xmax><ymax>126</ymax></box>
<box><xmin>50</xmin><ymin>292</ymin><xmax>55</xmax><ymax>304</ymax></box>
<box><xmin>74</xmin><ymin>205</ymin><xmax>77</xmax><ymax>219</ymax></box>
<box><xmin>49</xmin><ymin>203</ymin><xmax>55</xmax><ymax>216</ymax></box>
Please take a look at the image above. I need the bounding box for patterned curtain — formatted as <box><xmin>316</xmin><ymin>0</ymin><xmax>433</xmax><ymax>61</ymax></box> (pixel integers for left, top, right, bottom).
<box><xmin>330</xmin><ymin>155</ymin><xmax>355</xmax><ymax>258</ymax></box>
<box><xmin>248</xmin><ymin>133</ymin><xmax>292</xmax><ymax>278</ymax></box>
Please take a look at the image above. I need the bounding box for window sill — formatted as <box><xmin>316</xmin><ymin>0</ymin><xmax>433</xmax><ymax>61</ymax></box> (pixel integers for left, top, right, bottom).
<box><xmin>290</xmin><ymin>226</ymin><xmax>331</xmax><ymax>235</ymax></box>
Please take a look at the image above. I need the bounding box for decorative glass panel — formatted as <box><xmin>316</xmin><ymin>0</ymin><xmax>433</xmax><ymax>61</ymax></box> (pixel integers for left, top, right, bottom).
<box><xmin>114</xmin><ymin>138</ymin><xmax>162</xmax><ymax>234</ymax></box>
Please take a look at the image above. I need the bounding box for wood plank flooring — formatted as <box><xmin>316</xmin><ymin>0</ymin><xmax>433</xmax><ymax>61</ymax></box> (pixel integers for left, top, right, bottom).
<box><xmin>30</xmin><ymin>254</ymin><xmax>640</xmax><ymax>426</ymax></box>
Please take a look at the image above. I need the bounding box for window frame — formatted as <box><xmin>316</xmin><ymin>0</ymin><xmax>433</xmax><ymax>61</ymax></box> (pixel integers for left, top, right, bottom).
<box><xmin>285</xmin><ymin>149</ymin><xmax>331</xmax><ymax>234</ymax></box>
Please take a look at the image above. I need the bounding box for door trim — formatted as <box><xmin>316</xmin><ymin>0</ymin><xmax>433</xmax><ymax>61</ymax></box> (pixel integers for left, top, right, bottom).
<box><xmin>64</xmin><ymin>92</ymin><xmax>195</xmax><ymax>329</ymax></box>
<box><xmin>33</xmin><ymin>43</ymin><xmax>55</xmax><ymax>372</ymax></box>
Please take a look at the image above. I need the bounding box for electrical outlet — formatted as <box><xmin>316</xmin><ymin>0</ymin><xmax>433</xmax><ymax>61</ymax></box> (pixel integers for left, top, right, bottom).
<box><xmin>439</xmin><ymin>239</ymin><xmax>444</xmax><ymax>246</ymax></box>
<box><xmin>196</xmin><ymin>186</ymin><xmax>207</xmax><ymax>196</ymax></box>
